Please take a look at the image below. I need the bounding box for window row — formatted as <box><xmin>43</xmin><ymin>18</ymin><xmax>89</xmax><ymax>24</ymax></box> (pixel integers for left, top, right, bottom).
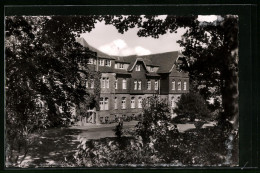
<box><xmin>134</xmin><ymin>80</ymin><xmax>159</xmax><ymax>90</ymax></box>
<box><xmin>114</xmin><ymin>79</ymin><xmax>127</xmax><ymax>89</ymax></box>
<box><xmin>101</xmin><ymin>97</ymin><xmax>143</xmax><ymax>110</ymax></box>
<box><xmin>171</xmin><ymin>81</ymin><xmax>187</xmax><ymax>91</ymax></box>
<box><xmin>88</xmin><ymin>58</ymin><xmax>111</xmax><ymax>67</ymax></box>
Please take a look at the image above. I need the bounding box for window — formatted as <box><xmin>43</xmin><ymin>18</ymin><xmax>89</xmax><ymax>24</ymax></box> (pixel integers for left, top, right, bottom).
<box><xmin>90</xmin><ymin>79</ymin><xmax>94</xmax><ymax>88</ymax></box>
<box><xmin>122</xmin><ymin>97</ymin><xmax>126</xmax><ymax>109</ymax></box>
<box><xmin>115</xmin><ymin>63</ymin><xmax>118</xmax><ymax>69</ymax></box>
<box><xmin>93</xmin><ymin>59</ymin><xmax>97</xmax><ymax>65</ymax></box>
<box><xmin>134</xmin><ymin>80</ymin><xmax>137</xmax><ymax>90</ymax></box>
<box><xmin>105</xmin><ymin>60</ymin><xmax>111</xmax><ymax>66</ymax></box>
<box><xmin>104</xmin><ymin>98</ymin><xmax>109</xmax><ymax>110</ymax></box>
<box><xmin>171</xmin><ymin>97</ymin><xmax>175</xmax><ymax>108</ymax></box>
<box><xmin>114</xmin><ymin>97</ymin><xmax>117</xmax><ymax>109</ymax></box>
<box><xmin>105</xmin><ymin>78</ymin><xmax>109</xmax><ymax>88</ymax></box>
<box><xmin>155</xmin><ymin>80</ymin><xmax>159</xmax><ymax>90</ymax></box>
<box><xmin>122</xmin><ymin>79</ymin><xmax>127</xmax><ymax>89</ymax></box>
<box><xmin>136</xmin><ymin>64</ymin><xmax>141</xmax><ymax>71</ymax></box>
<box><xmin>178</xmin><ymin>81</ymin><xmax>181</xmax><ymax>90</ymax></box>
<box><xmin>101</xmin><ymin>78</ymin><xmax>106</xmax><ymax>88</ymax></box>
<box><xmin>119</xmin><ymin>63</ymin><xmax>124</xmax><ymax>69</ymax></box>
<box><xmin>150</xmin><ymin>67</ymin><xmax>154</xmax><ymax>72</ymax></box>
<box><xmin>184</xmin><ymin>81</ymin><xmax>187</xmax><ymax>90</ymax></box>
<box><xmin>172</xmin><ymin>80</ymin><xmax>176</xmax><ymax>90</ymax></box>
<box><xmin>99</xmin><ymin>97</ymin><xmax>104</xmax><ymax>110</ymax></box>
<box><xmin>99</xmin><ymin>59</ymin><xmax>104</xmax><ymax>66</ymax></box>
<box><xmin>115</xmin><ymin>79</ymin><xmax>118</xmax><ymax>89</ymax></box>
<box><xmin>138</xmin><ymin>80</ymin><xmax>142</xmax><ymax>90</ymax></box>
<box><xmin>138</xmin><ymin>97</ymin><xmax>142</xmax><ymax>108</ymax></box>
<box><xmin>147</xmin><ymin>80</ymin><xmax>151</xmax><ymax>90</ymax></box>
<box><xmin>85</xmin><ymin>79</ymin><xmax>88</xmax><ymax>88</ymax></box>
<box><xmin>131</xmin><ymin>97</ymin><xmax>135</xmax><ymax>108</ymax></box>
<box><xmin>88</xmin><ymin>58</ymin><xmax>93</xmax><ymax>64</ymax></box>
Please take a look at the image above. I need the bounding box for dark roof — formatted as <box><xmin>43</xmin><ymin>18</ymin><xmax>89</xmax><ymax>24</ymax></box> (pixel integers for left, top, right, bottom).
<box><xmin>77</xmin><ymin>38</ymin><xmax>184</xmax><ymax>74</ymax></box>
<box><xmin>76</xmin><ymin>37</ymin><xmax>115</xmax><ymax>60</ymax></box>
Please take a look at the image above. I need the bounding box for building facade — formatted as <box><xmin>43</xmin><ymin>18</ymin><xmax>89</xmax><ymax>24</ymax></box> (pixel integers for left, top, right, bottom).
<box><xmin>77</xmin><ymin>38</ymin><xmax>189</xmax><ymax>124</ymax></box>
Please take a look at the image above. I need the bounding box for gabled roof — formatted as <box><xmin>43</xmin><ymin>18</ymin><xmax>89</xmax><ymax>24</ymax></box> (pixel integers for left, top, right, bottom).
<box><xmin>77</xmin><ymin>38</ymin><xmax>184</xmax><ymax>74</ymax></box>
<box><xmin>76</xmin><ymin>37</ymin><xmax>115</xmax><ymax>60</ymax></box>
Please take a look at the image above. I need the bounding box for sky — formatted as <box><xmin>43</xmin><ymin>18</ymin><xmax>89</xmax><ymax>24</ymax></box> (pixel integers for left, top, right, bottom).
<box><xmin>81</xmin><ymin>15</ymin><xmax>218</xmax><ymax>56</ymax></box>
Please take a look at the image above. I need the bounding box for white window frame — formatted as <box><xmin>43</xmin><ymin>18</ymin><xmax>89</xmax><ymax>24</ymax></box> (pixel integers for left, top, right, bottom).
<box><xmin>184</xmin><ymin>81</ymin><xmax>187</xmax><ymax>90</ymax></box>
<box><xmin>104</xmin><ymin>97</ymin><xmax>109</xmax><ymax>110</ymax></box>
<box><xmin>155</xmin><ymin>80</ymin><xmax>158</xmax><ymax>90</ymax></box>
<box><xmin>85</xmin><ymin>79</ymin><xmax>88</xmax><ymax>88</ymax></box>
<box><xmin>131</xmin><ymin>97</ymin><xmax>135</xmax><ymax>108</ymax></box>
<box><xmin>147</xmin><ymin>80</ymin><xmax>151</xmax><ymax>90</ymax></box>
<box><xmin>138</xmin><ymin>81</ymin><xmax>142</xmax><ymax>90</ymax></box>
<box><xmin>99</xmin><ymin>59</ymin><xmax>104</xmax><ymax>66</ymax></box>
<box><xmin>134</xmin><ymin>80</ymin><xmax>137</xmax><ymax>90</ymax></box>
<box><xmin>88</xmin><ymin>58</ymin><xmax>93</xmax><ymax>64</ymax></box>
<box><xmin>119</xmin><ymin>63</ymin><xmax>124</xmax><ymax>69</ymax></box>
<box><xmin>136</xmin><ymin>64</ymin><xmax>141</xmax><ymax>71</ymax></box>
<box><xmin>105</xmin><ymin>60</ymin><xmax>111</xmax><ymax>67</ymax></box>
<box><xmin>101</xmin><ymin>78</ymin><xmax>106</xmax><ymax>88</ymax></box>
<box><xmin>122</xmin><ymin>79</ymin><xmax>127</xmax><ymax>89</ymax></box>
<box><xmin>114</xmin><ymin>97</ymin><xmax>117</xmax><ymax>109</ymax></box>
<box><xmin>100</xmin><ymin>97</ymin><xmax>104</xmax><ymax>110</ymax></box>
<box><xmin>138</xmin><ymin>97</ymin><xmax>142</xmax><ymax>108</ymax></box>
<box><xmin>172</xmin><ymin>81</ymin><xmax>176</xmax><ymax>90</ymax></box>
<box><xmin>122</xmin><ymin>97</ymin><xmax>126</xmax><ymax>109</ymax></box>
<box><xmin>115</xmin><ymin>63</ymin><xmax>118</xmax><ymax>69</ymax></box>
<box><xmin>178</xmin><ymin>81</ymin><xmax>181</xmax><ymax>90</ymax></box>
<box><xmin>171</xmin><ymin>97</ymin><xmax>175</xmax><ymax>108</ymax></box>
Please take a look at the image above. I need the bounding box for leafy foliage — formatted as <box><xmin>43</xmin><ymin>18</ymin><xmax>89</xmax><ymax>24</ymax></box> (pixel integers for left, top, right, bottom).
<box><xmin>173</xmin><ymin>92</ymin><xmax>210</xmax><ymax>122</ymax></box>
<box><xmin>5</xmin><ymin>16</ymin><xmax>101</xmax><ymax>166</ymax></box>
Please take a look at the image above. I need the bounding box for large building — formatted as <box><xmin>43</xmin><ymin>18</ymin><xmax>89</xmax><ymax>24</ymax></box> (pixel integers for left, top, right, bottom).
<box><xmin>76</xmin><ymin>38</ymin><xmax>189</xmax><ymax>124</ymax></box>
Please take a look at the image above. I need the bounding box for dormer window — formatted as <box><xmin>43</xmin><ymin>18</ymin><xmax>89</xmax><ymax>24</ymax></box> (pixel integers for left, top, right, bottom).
<box><xmin>150</xmin><ymin>67</ymin><xmax>154</xmax><ymax>72</ymax></box>
<box><xmin>136</xmin><ymin>64</ymin><xmax>141</xmax><ymax>71</ymax></box>
<box><xmin>178</xmin><ymin>81</ymin><xmax>181</xmax><ymax>90</ymax></box>
<box><xmin>105</xmin><ymin>60</ymin><xmax>111</xmax><ymax>67</ymax></box>
<box><xmin>119</xmin><ymin>63</ymin><xmax>124</xmax><ymax>69</ymax></box>
<box><xmin>88</xmin><ymin>58</ymin><xmax>93</xmax><ymax>64</ymax></box>
<box><xmin>99</xmin><ymin>59</ymin><xmax>104</xmax><ymax>66</ymax></box>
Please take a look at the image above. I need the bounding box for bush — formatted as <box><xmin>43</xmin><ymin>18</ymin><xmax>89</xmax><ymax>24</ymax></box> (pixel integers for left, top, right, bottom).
<box><xmin>173</xmin><ymin>92</ymin><xmax>210</xmax><ymax>122</ymax></box>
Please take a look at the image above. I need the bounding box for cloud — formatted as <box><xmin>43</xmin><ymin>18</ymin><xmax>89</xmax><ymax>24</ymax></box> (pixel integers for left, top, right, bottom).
<box><xmin>98</xmin><ymin>39</ymin><xmax>151</xmax><ymax>56</ymax></box>
<box><xmin>197</xmin><ymin>15</ymin><xmax>218</xmax><ymax>22</ymax></box>
<box><xmin>134</xmin><ymin>46</ymin><xmax>151</xmax><ymax>55</ymax></box>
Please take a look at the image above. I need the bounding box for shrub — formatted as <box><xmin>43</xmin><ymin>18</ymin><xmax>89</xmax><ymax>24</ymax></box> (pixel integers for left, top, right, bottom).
<box><xmin>173</xmin><ymin>92</ymin><xmax>210</xmax><ymax>122</ymax></box>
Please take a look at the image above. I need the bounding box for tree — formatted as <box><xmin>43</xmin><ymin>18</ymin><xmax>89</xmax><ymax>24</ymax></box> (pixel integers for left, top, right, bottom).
<box><xmin>173</xmin><ymin>92</ymin><xmax>210</xmax><ymax>123</ymax></box>
<box><xmin>104</xmin><ymin>15</ymin><xmax>238</xmax><ymax>128</ymax></box>
<box><xmin>5</xmin><ymin>16</ymin><xmax>101</xmax><ymax>166</ymax></box>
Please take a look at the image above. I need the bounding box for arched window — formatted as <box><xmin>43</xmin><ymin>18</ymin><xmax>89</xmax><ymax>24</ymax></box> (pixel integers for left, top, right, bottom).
<box><xmin>183</xmin><ymin>81</ymin><xmax>187</xmax><ymax>90</ymax></box>
<box><xmin>171</xmin><ymin>97</ymin><xmax>175</xmax><ymax>108</ymax></box>
<box><xmin>99</xmin><ymin>97</ymin><xmax>104</xmax><ymax>110</ymax></box>
<box><xmin>105</xmin><ymin>77</ymin><xmax>109</xmax><ymax>88</ymax></box>
<box><xmin>122</xmin><ymin>97</ymin><xmax>126</xmax><ymax>109</ymax></box>
<box><xmin>138</xmin><ymin>97</ymin><xmax>142</xmax><ymax>108</ymax></box>
<box><xmin>138</xmin><ymin>80</ymin><xmax>142</xmax><ymax>90</ymax></box>
<box><xmin>122</xmin><ymin>79</ymin><xmax>127</xmax><ymax>89</ymax></box>
<box><xmin>155</xmin><ymin>80</ymin><xmax>159</xmax><ymax>90</ymax></box>
<box><xmin>131</xmin><ymin>97</ymin><xmax>135</xmax><ymax>108</ymax></box>
<box><xmin>178</xmin><ymin>81</ymin><xmax>181</xmax><ymax>90</ymax></box>
<box><xmin>104</xmin><ymin>98</ymin><xmax>109</xmax><ymax>110</ymax></box>
<box><xmin>134</xmin><ymin>80</ymin><xmax>137</xmax><ymax>90</ymax></box>
<box><xmin>172</xmin><ymin>80</ymin><xmax>176</xmax><ymax>90</ymax></box>
<box><xmin>147</xmin><ymin>80</ymin><xmax>151</xmax><ymax>90</ymax></box>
